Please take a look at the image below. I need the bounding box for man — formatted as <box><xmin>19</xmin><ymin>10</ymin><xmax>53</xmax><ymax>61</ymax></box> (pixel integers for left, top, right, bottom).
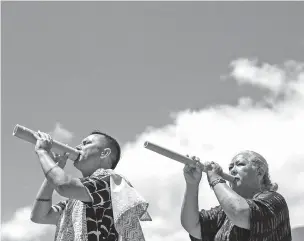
<box><xmin>181</xmin><ymin>150</ymin><xmax>291</xmax><ymax>241</ymax></box>
<box><xmin>31</xmin><ymin>130</ymin><xmax>150</xmax><ymax>241</ymax></box>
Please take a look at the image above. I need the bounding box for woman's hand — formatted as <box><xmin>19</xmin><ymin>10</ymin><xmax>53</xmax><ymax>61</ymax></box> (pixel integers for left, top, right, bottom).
<box><xmin>204</xmin><ymin>161</ymin><xmax>224</xmax><ymax>176</ymax></box>
<box><xmin>183</xmin><ymin>155</ymin><xmax>204</xmax><ymax>185</ymax></box>
<box><xmin>203</xmin><ymin>161</ymin><xmax>224</xmax><ymax>183</ymax></box>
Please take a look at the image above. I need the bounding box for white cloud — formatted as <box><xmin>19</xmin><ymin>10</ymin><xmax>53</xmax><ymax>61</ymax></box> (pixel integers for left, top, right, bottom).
<box><xmin>1</xmin><ymin>207</ymin><xmax>55</xmax><ymax>241</ymax></box>
<box><xmin>229</xmin><ymin>58</ymin><xmax>286</xmax><ymax>95</ymax></box>
<box><xmin>115</xmin><ymin>58</ymin><xmax>304</xmax><ymax>240</ymax></box>
<box><xmin>1</xmin><ymin>123</ymin><xmax>72</xmax><ymax>241</ymax></box>
<box><xmin>4</xmin><ymin>58</ymin><xmax>304</xmax><ymax>241</ymax></box>
<box><xmin>49</xmin><ymin>122</ymin><xmax>74</xmax><ymax>144</ymax></box>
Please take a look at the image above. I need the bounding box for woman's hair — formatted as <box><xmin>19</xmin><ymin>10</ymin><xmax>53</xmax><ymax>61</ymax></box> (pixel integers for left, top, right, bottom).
<box><xmin>238</xmin><ymin>150</ymin><xmax>278</xmax><ymax>192</ymax></box>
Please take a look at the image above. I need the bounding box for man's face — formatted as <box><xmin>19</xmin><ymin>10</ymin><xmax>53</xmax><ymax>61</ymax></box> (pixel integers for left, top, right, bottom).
<box><xmin>73</xmin><ymin>134</ymin><xmax>103</xmax><ymax>169</ymax></box>
<box><xmin>228</xmin><ymin>153</ymin><xmax>260</xmax><ymax>192</ymax></box>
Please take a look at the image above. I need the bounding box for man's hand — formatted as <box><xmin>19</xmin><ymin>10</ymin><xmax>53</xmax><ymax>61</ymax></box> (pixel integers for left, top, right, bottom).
<box><xmin>183</xmin><ymin>156</ymin><xmax>204</xmax><ymax>185</ymax></box>
<box><xmin>34</xmin><ymin>131</ymin><xmax>53</xmax><ymax>153</ymax></box>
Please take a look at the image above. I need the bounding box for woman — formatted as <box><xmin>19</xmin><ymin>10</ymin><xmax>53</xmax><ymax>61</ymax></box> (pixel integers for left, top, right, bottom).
<box><xmin>181</xmin><ymin>150</ymin><xmax>291</xmax><ymax>241</ymax></box>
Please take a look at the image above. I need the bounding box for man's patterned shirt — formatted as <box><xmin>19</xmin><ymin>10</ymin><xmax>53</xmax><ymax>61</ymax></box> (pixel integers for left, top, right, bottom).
<box><xmin>52</xmin><ymin>173</ymin><xmax>119</xmax><ymax>241</ymax></box>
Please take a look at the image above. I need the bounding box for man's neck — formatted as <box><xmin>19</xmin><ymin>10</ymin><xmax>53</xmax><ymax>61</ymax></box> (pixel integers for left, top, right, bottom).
<box><xmin>81</xmin><ymin>169</ymin><xmax>96</xmax><ymax>177</ymax></box>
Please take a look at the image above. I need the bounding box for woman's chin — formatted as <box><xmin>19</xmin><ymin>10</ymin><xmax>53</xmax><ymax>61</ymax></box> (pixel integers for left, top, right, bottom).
<box><xmin>230</xmin><ymin>180</ymin><xmax>242</xmax><ymax>190</ymax></box>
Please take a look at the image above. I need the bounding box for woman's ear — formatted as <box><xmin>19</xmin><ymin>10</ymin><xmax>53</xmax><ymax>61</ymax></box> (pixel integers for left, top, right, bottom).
<box><xmin>100</xmin><ymin>148</ymin><xmax>111</xmax><ymax>159</ymax></box>
<box><xmin>257</xmin><ymin>166</ymin><xmax>266</xmax><ymax>178</ymax></box>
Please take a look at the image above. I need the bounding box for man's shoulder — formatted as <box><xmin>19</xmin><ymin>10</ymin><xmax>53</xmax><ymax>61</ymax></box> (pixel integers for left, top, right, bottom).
<box><xmin>92</xmin><ymin>174</ymin><xmax>111</xmax><ymax>182</ymax></box>
<box><xmin>91</xmin><ymin>168</ymin><xmax>129</xmax><ymax>184</ymax></box>
<box><xmin>91</xmin><ymin>168</ymin><xmax>114</xmax><ymax>177</ymax></box>
<box><xmin>79</xmin><ymin>170</ymin><xmax>111</xmax><ymax>187</ymax></box>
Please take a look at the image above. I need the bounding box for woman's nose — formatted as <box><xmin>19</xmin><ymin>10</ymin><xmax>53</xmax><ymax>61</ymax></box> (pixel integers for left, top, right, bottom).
<box><xmin>230</xmin><ymin>167</ymin><xmax>238</xmax><ymax>176</ymax></box>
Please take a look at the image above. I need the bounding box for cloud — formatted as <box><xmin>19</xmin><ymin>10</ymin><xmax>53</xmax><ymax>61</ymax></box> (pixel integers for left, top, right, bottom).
<box><xmin>1</xmin><ymin>207</ymin><xmax>55</xmax><ymax>241</ymax></box>
<box><xmin>4</xmin><ymin>58</ymin><xmax>304</xmax><ymax>241</ymax></box>
<box><xmin>1</xmin><ymin>124</ymin><xmax>71</xmax><ymax>241</ymax></box>
<box><xmin>229</xmin><ymin>58</ymin><xmax>286</xmax><ymax>94</ymax></box>
<box><xmin>114</xmin><ymin>58</ymin><xmax>304</xmax><ymax>240</ymax></box>
<box><xmin>49</xmin><ymin>122</ymin><xmax>74</xmax><ymax>144</ymax></box>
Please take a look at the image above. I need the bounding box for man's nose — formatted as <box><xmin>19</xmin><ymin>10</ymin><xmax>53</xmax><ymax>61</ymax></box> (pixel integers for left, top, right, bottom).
<box><xmin>75</xmin><ymin>145</ymin><xmax>82</xmax><ymax>151</ymax></box>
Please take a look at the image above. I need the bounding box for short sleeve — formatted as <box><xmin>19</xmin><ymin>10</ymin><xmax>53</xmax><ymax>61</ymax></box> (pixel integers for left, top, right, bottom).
<box><xmin>51</xmin><ymin>199</ymin><xmax>68</xmax><ymax>212</ymax></box>
<box><xmin>246</xmin><ymin>191</ymin><xmax>291</xmax><ymax>240</ymax></box>
<box><xmin>79</xmin><ymin>175</ymin><xmax>111</xmax><ymax>207</ymax></box>
<box><xmin>189</xmin><ymin>205</ymin><xmax>225</xmax><ymax>241</ymax></box>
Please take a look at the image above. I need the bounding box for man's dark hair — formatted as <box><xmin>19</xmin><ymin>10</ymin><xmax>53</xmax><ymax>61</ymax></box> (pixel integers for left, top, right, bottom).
<box><xmin>90</xmin><ymin>130</ymin><xmax>121</xmax><ymax>169</ymax></box>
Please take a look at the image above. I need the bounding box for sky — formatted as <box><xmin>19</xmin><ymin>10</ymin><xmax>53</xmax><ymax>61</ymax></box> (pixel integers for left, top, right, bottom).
<box><xmin>1</xmin><ymin>1</ymin><xmax>304</xmax><ymax>241</ymax></box>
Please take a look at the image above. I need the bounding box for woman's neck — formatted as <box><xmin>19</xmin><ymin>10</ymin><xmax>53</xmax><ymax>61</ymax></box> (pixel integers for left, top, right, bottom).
<box><xmin>239</xmin><ymin>186</ymin><xmax>262</xmax><ymax>199</ymax></box>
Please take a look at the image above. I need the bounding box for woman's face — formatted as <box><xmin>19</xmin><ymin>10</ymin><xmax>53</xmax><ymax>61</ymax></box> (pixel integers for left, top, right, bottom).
<box><xmin>228</xmin><ymin>153</ymin><xmax>261</xmax><ymax>193</ymax></box>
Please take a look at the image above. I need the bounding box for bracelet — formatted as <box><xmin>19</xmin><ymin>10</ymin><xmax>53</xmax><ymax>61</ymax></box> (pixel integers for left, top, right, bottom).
<box><xmin>45</xmin><ymin>165</ymin><xmax>59</xmax><ymax>177</ymax></box>
<box><xmin>209</xmin><ymin>178</ymin><xmax>226</xmax><ymax>189</ymax></box>
<box><xmin>36</xmin><ymin>198</ymin><xmax>51</xmax><ymax>202</ymax></box>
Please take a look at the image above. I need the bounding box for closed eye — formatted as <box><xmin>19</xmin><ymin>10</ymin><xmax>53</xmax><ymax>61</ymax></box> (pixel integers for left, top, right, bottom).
<box><xmin>82</xmin><ymin>140</ymin><xmax>91</xmax><ymax>145</ymax></box>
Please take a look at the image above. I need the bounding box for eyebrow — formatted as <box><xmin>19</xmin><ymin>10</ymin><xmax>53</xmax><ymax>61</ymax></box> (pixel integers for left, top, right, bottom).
<box><xmin>228</xmin><ymin>159</ymin><xmax>242</xmax><ymax>169</ymax></box>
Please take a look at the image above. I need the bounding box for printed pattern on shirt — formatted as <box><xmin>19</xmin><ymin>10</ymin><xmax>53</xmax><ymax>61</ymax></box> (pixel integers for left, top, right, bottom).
<box><xmin>80</xmin><ymin>174</ymin><xmax>119</xmax><ymax>241</ymax></box>
<box><xmin>189</xmin><ymin>191</ymin><xmax>291</xmax><ymax>241</ymax></box>
<box><xmin>54</xmin><ymin>199</ymin><xmax>88</xmax><ymax>241</ymax></box>
<box><xmin>53</xmin><ymin>173</ymin><xmax>119</xmax><ymax>241</ymax></box>
<box><xmin>52</xmin><ymin>200</ymin><xmax>68</xmax><ymax>213</ymax></box>
<box><xmin>246</xmin><ymin>191</ymin><xmax>292</xmax><ymax>241</ymax></box>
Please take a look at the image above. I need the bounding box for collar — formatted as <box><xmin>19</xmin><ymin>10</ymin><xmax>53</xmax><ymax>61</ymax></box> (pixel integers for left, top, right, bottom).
<box><xmin>90</xmin><ymin>168</ymin><xmax>115</xmax><ymax>177</ymax></box>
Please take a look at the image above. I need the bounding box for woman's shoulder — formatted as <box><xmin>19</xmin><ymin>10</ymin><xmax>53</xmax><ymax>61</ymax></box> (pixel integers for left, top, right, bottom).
<box><xmin>253</xmin><ymin>191</ymin><xmax>288</xmax><ymax>207</ymax></box>
<box><xmin>254</xmin><ymin>190</ymin><xmax>283</xmax><ymax>198</ymax></box>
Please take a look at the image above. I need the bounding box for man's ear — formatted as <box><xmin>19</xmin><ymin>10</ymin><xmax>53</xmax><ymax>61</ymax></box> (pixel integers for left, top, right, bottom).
<box><xmin>100</xmin><ymin>148</ymin><xmax>111</xmax><ymax>159</ymax></box>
